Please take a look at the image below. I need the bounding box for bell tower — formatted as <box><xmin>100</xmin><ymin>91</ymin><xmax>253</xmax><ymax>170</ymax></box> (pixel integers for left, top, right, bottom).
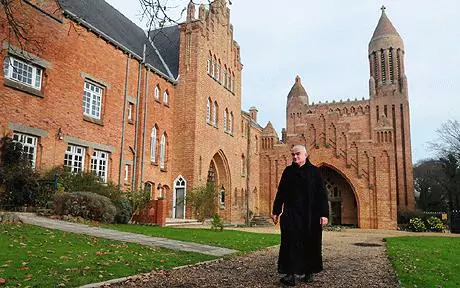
<box><xmin>368</xmin><ymin>6</ymin><xmax>415</xmax><ymax>211</ymax></box>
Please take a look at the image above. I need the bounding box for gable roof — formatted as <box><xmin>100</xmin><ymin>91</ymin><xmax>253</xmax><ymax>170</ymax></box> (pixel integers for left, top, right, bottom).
<box><xmin>148</xmin><ymin>25</ymin><xmax>181</xmax><ymax>79</ymax></box>
<box><xmin>58</xmin><ymin>0</ymin><xmax>177</xmax><ymax>81</ymax></box>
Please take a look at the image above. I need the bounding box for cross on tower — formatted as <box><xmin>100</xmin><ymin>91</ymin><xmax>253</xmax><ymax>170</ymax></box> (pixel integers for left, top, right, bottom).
<box><xmin>381</xmin><ymin>5</ymin><xmax>386</xmax><ymax>12</ymax></box>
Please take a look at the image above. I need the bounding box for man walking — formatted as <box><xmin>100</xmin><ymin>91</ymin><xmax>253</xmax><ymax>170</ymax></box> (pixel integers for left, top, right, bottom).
<box><xmin>272</xmin><ymin>145</ymin><xmax>329</xmax><ymax>286</ymax></box>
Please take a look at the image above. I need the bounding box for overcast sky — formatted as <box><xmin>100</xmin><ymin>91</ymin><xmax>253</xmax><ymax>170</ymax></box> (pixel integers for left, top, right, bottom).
<box><xmin>106</xmin><ymin>0</ymin><xmax>459</xmax><ymax>164</ymax></box>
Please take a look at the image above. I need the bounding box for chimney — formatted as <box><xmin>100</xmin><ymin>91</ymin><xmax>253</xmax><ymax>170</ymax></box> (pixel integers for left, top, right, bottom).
<box><xmin>249</xmin><ymin>106</ymin><xmax>258</xmax><ymax>122</ymax></box>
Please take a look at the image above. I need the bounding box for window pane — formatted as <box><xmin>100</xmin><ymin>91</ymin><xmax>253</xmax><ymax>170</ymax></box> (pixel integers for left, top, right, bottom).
<box><xmin>83</xmin><ymin>81</ymin><xmax>103</xmax><ymax>119</ymax></box>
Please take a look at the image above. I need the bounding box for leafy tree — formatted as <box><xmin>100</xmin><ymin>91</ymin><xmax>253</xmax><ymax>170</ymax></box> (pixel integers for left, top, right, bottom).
<box><xmin>0</xmin><ymin>136</ymin><xmax>41</xmax><ymax>208</ymax></box>
<box><xmin>186</xmin><ymin>182</ymin><xmax>218</xmax><ymax>222</ymax></box>
<box><xmin>413</xmin><ymin>159</ymin><xmax>447</xmax><ymax>212</ymax></box>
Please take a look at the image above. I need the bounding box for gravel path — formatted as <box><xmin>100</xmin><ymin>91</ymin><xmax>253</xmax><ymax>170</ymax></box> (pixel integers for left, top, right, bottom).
<box><xmin>108</xmin><ymin>230</ymin><xmax>400</xmax><ymax>288</ymax></box>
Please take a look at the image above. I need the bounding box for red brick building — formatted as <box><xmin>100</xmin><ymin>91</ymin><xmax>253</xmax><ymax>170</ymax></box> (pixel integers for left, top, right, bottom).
<box><xmin>258</xmin><ymin>7</ymin><xmax>415</xmax><ymax>229</ymax></box>
<box><xmin>1</xmin><ymin>1</ymin><xmax>414</xmax><ymax>228</ymax></box>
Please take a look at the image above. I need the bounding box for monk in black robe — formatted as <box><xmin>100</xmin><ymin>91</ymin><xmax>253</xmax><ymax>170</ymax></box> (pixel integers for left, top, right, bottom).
<box><xmin>271</xmin><ymin>145</ymin><xmax>329</xmax><ymax>286</ymax></box>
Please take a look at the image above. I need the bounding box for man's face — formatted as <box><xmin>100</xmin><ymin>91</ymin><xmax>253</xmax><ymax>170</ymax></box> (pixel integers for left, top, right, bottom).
<box><xmin>291</xmin><ymin>147</ymin><xmax>307</xmax><ymax>166</ymax></box>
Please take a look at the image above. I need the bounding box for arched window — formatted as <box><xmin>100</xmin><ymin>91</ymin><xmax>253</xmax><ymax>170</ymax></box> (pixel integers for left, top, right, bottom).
<box><xmin>229</xmin><ymin>112</ymin><xmax>233</xmax><ymax>134</ymax></box>
<box><xmin>154</xmin><ymin>85</ymin><xmax>160</xmax><ymax>100</ymax></box>
<box><xmin>213</xmin><ymin>101</ymin><xmax>218</xmax><ymax>127</ymax></box>
<box><xmin>212</xmin><ymin>56</ymin><xmax>217</xmax><ymax>78</ymax></box>
<box><xmin>216</xmin><ymin>60</ymin><xmax>221</xmax><ymax>82</ymax></box>
<box><xmin>207</xmin><ymin>53</ymin><xmax>212</xmax><ymax>74</ymax></box>
<box><xmin>223</xmin><ymin>109</ymin><xmax>228</xmax><ymax>131</ymax></box>
<box><xmin>160</xmin><ymin>133</ymin><xmax>167</xmax><ymax>169</ymax></box>
<box><xmin>219</xmin><ymin>187</ymin><xmax>225</xmax><ymax>206</ymax></box>
<box><xmin>150</xmin><ymin>125</ymin><xmax>158</xmax><ymax>163</ymax></box>
<box><xmin>163</xmin><ymin>90</ymin><xmax>169</xmax><ymax>105</ymax></box>
<box><xmin>206</xmin><ymin>98</ymin><xmax>211</xmax><ymax>123</ymax></box>
<box><xmin>223</xmin><ymin>66</ymin><xmax>228</xmax><ymax>88</ymax></box>
<box><xmin>380</xmin><ymin>49</ymin><xmax>386</xmax><ymax>83</ymax></box>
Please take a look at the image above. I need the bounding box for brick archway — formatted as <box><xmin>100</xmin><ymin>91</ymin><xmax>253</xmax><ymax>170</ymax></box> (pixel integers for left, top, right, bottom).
<box><xmin>319</xmin><ymin>165</ymin><xmax>359</xmax><ymax>227</ymax></box>
<box><xmin>207</xmin><ymin>150</ymin><xmax>232</xmax><ymax>214</ymax></box>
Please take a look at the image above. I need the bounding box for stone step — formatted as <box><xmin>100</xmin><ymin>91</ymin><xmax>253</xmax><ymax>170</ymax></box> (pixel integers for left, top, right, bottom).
<box><xmin>250</xmin><ymin>216</ymin><xmax>273</xmax><ymax>227</ymax></box>
<box><xmin>165</xmin><ymin>218</ymin><xmax>202</xmax><ymax>227</ymax></box>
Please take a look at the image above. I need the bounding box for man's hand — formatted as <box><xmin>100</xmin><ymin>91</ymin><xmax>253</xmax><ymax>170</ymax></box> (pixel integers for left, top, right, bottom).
<box><xmin>320</xmin><ymin>217</ymin><xmax>328</xmax><ymax>225</ymax></box>
<box><xmin>271</xmin><ymin>214</ymin><xmax>279</xmax><ymax>225</ymax></box>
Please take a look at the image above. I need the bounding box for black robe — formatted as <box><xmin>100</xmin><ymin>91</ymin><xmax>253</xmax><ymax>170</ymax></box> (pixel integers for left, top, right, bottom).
<box><xmin>272</xmin><ymin>159</ymin><xmax>329</xmax><ymax>275</ymax></box>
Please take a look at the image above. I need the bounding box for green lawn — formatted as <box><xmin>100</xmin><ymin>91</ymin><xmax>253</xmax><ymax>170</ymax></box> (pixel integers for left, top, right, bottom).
<box><xmin>386</xmin><ymin>236</ymin><xmax>460</xmax><ymax>288</ymax></box>
<box><xmin>102</xmin><ymin>224</ymin><xmax>280</xmax><ymax>253</ymax></box>
<box><xmin>0</xmin><ymin>224</ymin><xmax>216</xmax><ymax>287</ymax></box>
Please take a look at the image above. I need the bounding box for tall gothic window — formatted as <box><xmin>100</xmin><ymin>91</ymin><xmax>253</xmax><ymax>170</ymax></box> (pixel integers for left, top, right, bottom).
<box><xmin>380</xmin><ymin>49</ymin><xmax>386</xmax><ymax>83</ymax></box>
<box><xmin>206</xmin><ymin>98</ymin><xmax>211</xmax><ymax>123</ymax></box>
<box><xmin>160</xmin><ymin>133</ymin><xmax>167</xmax><ymax>169</ymax></box>
<box><xmin>213</xmin><ymin>101</ymin><xmax>218</xmax><ymax>127</ymax></box>
<box><xmin>150</xmin><ymin>125</ymin><xmax>158</xmax><ymax>163</ymax></box>
<box><xmin>389</xmin><ymin>48</ymin><xmax>394</xmax><ymax>83</ymax></box>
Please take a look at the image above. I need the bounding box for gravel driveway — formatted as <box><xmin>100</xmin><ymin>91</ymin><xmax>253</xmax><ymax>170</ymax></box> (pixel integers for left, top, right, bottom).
<box><xmin>109</xmin><ymin>230</ymin><xmax>400</xmax><ymax>288</ymax></box>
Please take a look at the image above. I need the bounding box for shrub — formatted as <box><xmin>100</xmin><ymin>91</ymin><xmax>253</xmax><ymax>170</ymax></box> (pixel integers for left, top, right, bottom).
<box><xmin>43</xmin><ymin>167</ymin><xmax>122</xmax><ymax>201</ymax></box>
<box><xmin>54</xmin><ymin>192</ymin><xmax>116</xmax><ymax>223</ymax></box>
<box><xmin>408</xmin><ymin>217</ymin><xmax>426</xmax><ymax>232</ymax></box>
<box><xmin>187</xmin><ymin>182</ymin><xmax>218</xmax><ymax>222</ymax></box>
<box><xmin>126</xmin><ymin>189</ymin><xmax>151</xmax><ymax>216</ymax></box>
<box><xmin>210</xmin><ymin>214</ymin><xmax>224</xmax><ymax>231</ymax></box>
<box><xmin>114</xmin><ymin>199</ymin><xmax>133</xmax><ymax>224</ymax></box>
<box><xmin>398</xmin><ymin>209</ymin><xmax>423</xmax><ymax>225</ymax></box>
<box><xmin>426</xmin><ymin>216</ymin><xmax>446</xmax><ymax>232</ymax></box>
<box><xmin>0</xmin><ymin>136</ymin><xmax>44</xmax><ymax>209</ymax></box>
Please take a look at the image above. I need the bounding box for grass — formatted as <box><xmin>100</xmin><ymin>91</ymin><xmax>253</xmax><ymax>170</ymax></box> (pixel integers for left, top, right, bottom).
<box><xmin>101</xmin><ymin>224</ymin><xmax>280</xmax><ymax>253</ymax></box>
<box><xmin>0</xmin><ymin>224</ymin><xmax>216</xmax><ymax>287</ymax></box>
<box><xmin>386</xmin><ymin>236</ymin><xmax>460</xmax><ymax>288</ymax></box>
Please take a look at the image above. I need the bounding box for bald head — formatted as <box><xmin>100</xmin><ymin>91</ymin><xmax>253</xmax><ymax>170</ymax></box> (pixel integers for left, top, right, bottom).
<box><xmin>291</xmin><ymin>145</ymin><xmax>307</xmax><ymax>167</ymax></box>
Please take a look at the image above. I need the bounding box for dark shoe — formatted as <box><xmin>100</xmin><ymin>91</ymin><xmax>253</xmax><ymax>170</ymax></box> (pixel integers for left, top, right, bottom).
<box><xmin>299</xmin><ymin>273</ymin><xmax>313</xmax><ymax>283</ymax></box>
<box><xmin>280</xmin><ymin>274</ymin><xmax>296</xmax><ymax>286</ymax></box>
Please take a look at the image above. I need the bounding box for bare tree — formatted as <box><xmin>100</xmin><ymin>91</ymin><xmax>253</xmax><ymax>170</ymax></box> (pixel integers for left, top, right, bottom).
<box><xmin>1</xmin><ymin>0</ymin><xmax>53</xmax><ymax>56</ymax></box>
<box><xmin>430</xmin><ymin>120</ymin><xmax>460</xmax><ymax>160</ymax></box>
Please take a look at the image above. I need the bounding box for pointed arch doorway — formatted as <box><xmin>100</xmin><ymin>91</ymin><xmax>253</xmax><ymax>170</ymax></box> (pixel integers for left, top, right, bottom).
<box><xmin>207</xmin><ymin>150</ymin><xmax>231</xmax><ymax>212</ymax></box>
<box><xmin>319</xmin><ymin>166</ymin><xmax>358</xmax><ymax>227</ymax></box>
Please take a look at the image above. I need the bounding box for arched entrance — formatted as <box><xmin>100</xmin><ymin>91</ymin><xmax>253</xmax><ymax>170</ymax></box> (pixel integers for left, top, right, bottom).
<box><xmin>319</xmin><ymin>166</ymin><xmax>358</xmax><ymax>227</ymax></box>
<box><xmin>207</xmin><ymin>150</ymin><xmax>231</xmax><ymax>211</ymax></box>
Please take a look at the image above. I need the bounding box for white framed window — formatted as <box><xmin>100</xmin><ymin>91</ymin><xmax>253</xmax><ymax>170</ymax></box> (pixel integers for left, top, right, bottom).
<box><xmin>223</xmin><ymin>69</ymin><xmax>228</xmax><ymax>88</ymax></box>
<box><xmin>124</xmin><ymin>164</ymin><xmax>130</xmax><ymax>182</ymax></box>
<box><xmin>90</xmin><ymin>150</ymin><xmax>108</xmax><ymax>182</ymax></box>
<box><xmin>150</xmin><ymin>126</ymin><xmax>157</xmax><ymax>163</ymax></box>
<box><xmin>206</xmin><ymin>98</ymin><xmax>211</xmax><ymax>123</ymax></box>
<box><xmin>127</xmin><ymin>102</ymin><xmax>134</xmax><ymax>122</ymax></box>
<box><xmin>216</xmin><ymin>63</ymin><xmax>220</xmax><ymax>81</ymax></box>
<box><xmin>83</xmin><ymin>81</ymin><xmax>103</xmax><ymax>120</ymax></box>
<box><xmin>12</xmin><ymin>132</ymin><xmax>38</xmax><ymax>168</ymax></box>
<box><xmin>160</xmin><ymin>133</ymin><xmax>166</xmax><ymax>169</ymax></box>
<box><xmin>223</xmin><ymin>109</ymin><xmax>228</xmax><ymax>132</ymax></box>
<box><xmin>211</xmin><ymin>59</ymin><xmax>215</xmax><ymax>77</ymax></box>
<box><xmin>163</xmin><ymin>91</ymin><xmax>169</xmax><ymax>105</ymax></box>
<box><xmin>64</xmin><ymin>145</ymin><xmax>85</xmax><ymax>173</ymax></box>
<box><xmin>154</xmin><ymin>85</ymin><xmax>160</xmax><ymax>100</ymax></box>
<box><xmin>213</xmin><ymin>101</ymin><xmax>218</xmax><ymax>127</ymax></box>
<box><xmin>207</xmin><ymin>58</ymin><xmax>211</xmax><ymax>74</ymax></box>
<box><xmin>229</xmin><ymin>112</ymin><xmax>233</xmax><ymax>134</ymax></box>
<box><xmin>4</xmin><ymin>56</ymin><xmax>42</xmax><ymax>90</ymax></box>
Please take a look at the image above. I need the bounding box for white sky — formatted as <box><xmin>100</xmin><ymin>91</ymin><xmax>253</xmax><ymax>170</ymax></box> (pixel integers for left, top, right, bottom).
<box><xmin>106</xmin><ymin>0</ymin><xmax>460</xmax><ymax>163</ymax></box>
